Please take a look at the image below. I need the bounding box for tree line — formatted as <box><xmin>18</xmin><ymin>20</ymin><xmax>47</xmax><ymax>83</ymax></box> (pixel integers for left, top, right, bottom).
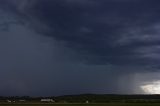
<box><xmin>1</xmin><ymin>94</ymin><xmax>160</xmax><ymax>103</ymax></box>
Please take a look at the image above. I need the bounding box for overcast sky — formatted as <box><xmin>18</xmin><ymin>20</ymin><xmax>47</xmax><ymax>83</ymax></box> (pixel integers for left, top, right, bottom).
<box><xmin>0</xmin><ymin>0</ymin><xmax>160</xmax><ymax>96</ymax></box>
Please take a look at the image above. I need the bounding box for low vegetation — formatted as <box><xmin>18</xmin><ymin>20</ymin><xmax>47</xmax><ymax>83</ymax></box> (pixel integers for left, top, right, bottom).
<box><xmin>1</xmin><ymin>94</ymin><xmax>160</xmax><ymax>106</ymax></box>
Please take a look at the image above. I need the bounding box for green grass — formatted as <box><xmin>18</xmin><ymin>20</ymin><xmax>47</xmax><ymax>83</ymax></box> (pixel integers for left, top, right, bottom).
<box><xmin>1</xmin><ymin>103</ymin><xmax>160</xmax><ymax>106</ymax></box>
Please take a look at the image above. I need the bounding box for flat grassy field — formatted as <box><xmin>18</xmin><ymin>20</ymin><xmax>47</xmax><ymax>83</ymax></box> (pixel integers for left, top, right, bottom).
<box><xmin>0</xmin><ymin>103</ymin><xmax>160</xmax><ymax>106</ymax></box>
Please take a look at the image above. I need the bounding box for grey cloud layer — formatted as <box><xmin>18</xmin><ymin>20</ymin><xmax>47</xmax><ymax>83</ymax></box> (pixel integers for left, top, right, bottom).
<box><xmin>12</xmin><ymin>0</ymin><xmax>160</xmax><ymax>67</ymax></box>
<box><xmin>0</xmin><ymin>6</ymin><xmax>123</xmax><ymax>96</ymax></box>
<box><xmin>1</xmin><ymin>0</ymin><xmax>160</xmax><ymax>96</ymax></box>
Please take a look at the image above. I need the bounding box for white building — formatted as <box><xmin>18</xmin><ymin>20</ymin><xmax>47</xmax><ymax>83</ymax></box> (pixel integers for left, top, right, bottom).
<box><xmin>7</xmin><ymin>100</ymin><xmax>11</xmax><ymax>103</ymax></box>
<box><xmin>19</xmin><ymin>100</ymin><xmax>26</xmax><ymax>102</ymax></box>
<box><xmin>86</xmin><ymin>100</ymin><xmax>89</xmax><ymax>103</ymax></box>
<box><xmin>41</xmin><ymin>99</ymin><xmax>54</xmax><ymax>102</ymax></box>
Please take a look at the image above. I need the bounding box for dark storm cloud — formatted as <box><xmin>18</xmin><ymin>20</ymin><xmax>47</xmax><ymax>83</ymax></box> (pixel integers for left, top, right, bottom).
<box><xmin>1</xmin><ymin>0</ymin><xmax>160</xmax><ymax>96</ymax></box>
<box><xmin>10</xmin><ymin>0</ymin><xmax>160</xmax><ymax>67</ymax></box>
<box><xmin>0</xmin><ymin>4</ymin><xmax>122</xmax><ymax>96</ymax></box>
